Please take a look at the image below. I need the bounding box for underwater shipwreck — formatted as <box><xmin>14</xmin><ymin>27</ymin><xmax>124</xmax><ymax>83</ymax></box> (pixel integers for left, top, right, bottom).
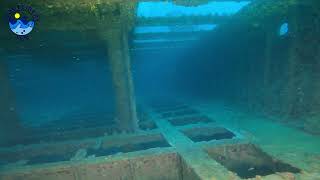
<box><xmin>0</xmin><ymin>0</ymin><xmax>320</xmax><ymax>179</ymax></box>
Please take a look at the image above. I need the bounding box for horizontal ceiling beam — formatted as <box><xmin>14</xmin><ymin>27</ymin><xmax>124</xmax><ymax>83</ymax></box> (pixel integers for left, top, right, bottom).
<box><xmin>136</xmin><ymin>16</ymin><xmax>230</xmax><ymax>26</ymax></box>
<box><xmin>133</xmin><ymin>31</ymin><xmax>209</xmax><ymax>40</ymax></box>
<box><xmin>139</xmin><ymin>0</ymin><xmax>255</xmax><ymax>6</ymax></box>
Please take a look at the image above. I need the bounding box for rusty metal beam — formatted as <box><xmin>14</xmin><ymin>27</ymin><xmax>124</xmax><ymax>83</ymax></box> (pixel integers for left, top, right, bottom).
<box><xmin>102</xmin><ymin>29</ymin><xmax>139</xmax><ymax>132</ymax></box>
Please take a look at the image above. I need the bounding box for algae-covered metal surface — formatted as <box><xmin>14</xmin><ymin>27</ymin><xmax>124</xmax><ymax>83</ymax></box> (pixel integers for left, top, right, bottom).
<box><xmin>0</xmin><ymin>0</ymin><xmax>137</xmax><ymax>31</ymax></box>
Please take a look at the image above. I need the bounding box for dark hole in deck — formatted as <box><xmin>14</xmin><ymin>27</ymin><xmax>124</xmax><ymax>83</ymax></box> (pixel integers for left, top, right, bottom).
<box><xmin>1</xmin><ymin>116</ymin><xmax>117</xmax><ymax>148</ymax></box>
<box><xmin>139</xmin><ymin>121</ymin><xmax>157</xmax><ymax>130</ymax></box>
<box><xmin>0</xmin><ymin>151</ymin><xmax>22</xmax><ymax>166</ymax></box>
<box><xmin>26</xmin><ymin>154</ymin><xmax>72</xmax><ymax>165</ymax></box>
<box><xmin>151</xmin><ymin>101</ymin><xmax>185</xmax><ymax>109</ymax></box>
<box><xmin>169</xmin><ymin>115</ymin><xmax>213</xmax><ymax>126</ymax></box>
<box><xmin>0</xmin><ymin>160</ymin><xmax>9</xmax><ymax>167</ymax></box>
<box><xmin>0</xmin><ymin>139</ymin><xmax>96</xmax><ymax>166</ymax></box>
<box><xmin>161</xmin><ymin>109</ymin><xmax>199</xmax><ymax>119</ymax></box>
<box><xmin>23</xmin><ymin>126</ymin><xmax>115</xmax><ymax>146</ymax></box>
<box><xmin>182</xmin><ymin>127</ymin><xmax>235</xmax><ymax>142</ymax></box>
<box><xmin>154</xmin><ymin>105</ymin><xmax>190</xmax><ymax>113</ymax></box>
<box><xmin>87</xmin><ymin>138</ymin><xmax>170</xmax><ymax>157</ymax></box>
<box><xmin>207</xmin><ymin>144</ymin><xmax>301</xmax><ymax>179</ymax></box>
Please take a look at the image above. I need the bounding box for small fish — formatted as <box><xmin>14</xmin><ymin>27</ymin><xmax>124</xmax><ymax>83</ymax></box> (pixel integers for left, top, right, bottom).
<box><xmin>279</xmin><ymin>23</ymin><xmax>289</xmax><ymax>36</ymax></box>
<box><xmin>248</xmin><ymin>167</ymin><xmax>255</xmax><ymax>171</ymax></box>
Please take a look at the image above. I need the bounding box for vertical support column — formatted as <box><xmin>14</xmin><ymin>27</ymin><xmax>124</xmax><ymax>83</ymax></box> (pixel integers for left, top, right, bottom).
<box><xmin>285</xmin><ymin>4</ymin><xmax>320</xmax><ymax>119</ymax></box>
<box><xmin>284</xmin><ymin>6</ymin><xmax>304</xmax><ymax>119</ymax></box>
<box><xmin>105</xmin><ymin>29</ymin><xmax>139</xmax><ymax>132</ymax></box>
<box><xmin>261</xmin><ymin>25</ymin><xmax>276</xmax><ymax>113</ymax></box>
<box><xmin>0</xmin><ymin>55</ymin><xmax>22</xmax><ymax>145</ymax></box>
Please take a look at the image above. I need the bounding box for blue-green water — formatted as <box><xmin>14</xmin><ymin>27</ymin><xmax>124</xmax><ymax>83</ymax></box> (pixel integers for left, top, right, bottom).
<box><xmin>0</xmin><ymin>0</ymin><xmax>319</xmax><ymax>179</ymax></box>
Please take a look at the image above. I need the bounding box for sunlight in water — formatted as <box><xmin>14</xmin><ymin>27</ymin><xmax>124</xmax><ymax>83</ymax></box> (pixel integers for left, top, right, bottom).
<box><xmin>135</xmin><ymin>24</ymin><xmax>217</xmax><ymax>34</ymax></box>
<box><xmin>279</xmin><ymin>22</ymin><xmax>289</xmax><ymax>36</ymax></box>
<box><xmin>137</xmin><ymin>1</ymin><xmax>251</xmax><ymax>17</ymax></box>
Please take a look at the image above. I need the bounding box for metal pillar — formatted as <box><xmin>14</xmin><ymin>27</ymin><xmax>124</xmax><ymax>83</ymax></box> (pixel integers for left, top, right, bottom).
<box><xmin>105</xmin><ymin>29</ymin><xmax>139</xmax><ymax>132</ymax></box>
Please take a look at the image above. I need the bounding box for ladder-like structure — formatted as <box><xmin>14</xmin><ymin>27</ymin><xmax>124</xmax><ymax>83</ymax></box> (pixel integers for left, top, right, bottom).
<box><xmin>0</xmin><ymin>101</ymin><xmax>302</xmax><ymax>179</ymax></box>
